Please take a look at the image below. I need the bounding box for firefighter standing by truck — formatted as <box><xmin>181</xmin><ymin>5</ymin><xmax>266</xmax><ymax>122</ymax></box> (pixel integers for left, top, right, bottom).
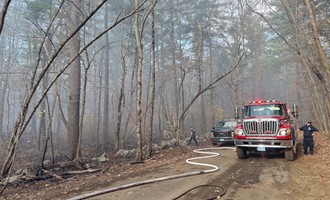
<box><xmin>298</xmin><ymin>121</ymin><xmax>319</xmax><ymax>155</ymax></box>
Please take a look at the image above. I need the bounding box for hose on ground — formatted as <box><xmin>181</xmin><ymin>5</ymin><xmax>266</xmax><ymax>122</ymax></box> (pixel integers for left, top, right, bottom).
<box><xmin>172</xmin><ymin>184</ymin><xmax>226</xmax><ymax>200</ymax></box>
<box><xmin>68</xmin><ymin>147</ymin><xmax>235</xmax><ymax>200</ymax></box>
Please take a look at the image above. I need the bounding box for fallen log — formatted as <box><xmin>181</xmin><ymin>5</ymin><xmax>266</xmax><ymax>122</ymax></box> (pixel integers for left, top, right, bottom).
<box><xmin>61</xmin><ymin>168</ymin><xmax>101</xmax><ymax>176</ymax></box>
<box><xmin>1</xmin><ymin>168</ymin><xmax>101</xmax><ymax>185</ymax></box>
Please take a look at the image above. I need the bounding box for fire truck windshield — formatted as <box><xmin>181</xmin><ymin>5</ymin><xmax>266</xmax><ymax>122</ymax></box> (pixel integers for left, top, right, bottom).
<box><xmin>244</xmin><ymin>104</ymin><xmax>284</xmax><ymax>117</ymax></box>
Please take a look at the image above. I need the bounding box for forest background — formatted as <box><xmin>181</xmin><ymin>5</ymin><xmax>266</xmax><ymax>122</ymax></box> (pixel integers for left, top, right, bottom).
<box><xmin>0</xmin><ymin>0</ymin><xmax>329</xmax><ymax>179</ymax></box>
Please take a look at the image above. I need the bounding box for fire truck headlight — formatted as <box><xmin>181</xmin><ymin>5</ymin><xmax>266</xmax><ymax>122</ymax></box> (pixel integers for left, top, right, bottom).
<box><xmin>279</xmin><ymin>129</ymin><xmax>291</xmax><ymax>136</ymax></box>
<box><xmin>235</xmin><ymin>129</ymin><xmax>244</xmax><ymax>136</ymax></box>
<box><xmin>279</xmin><ymin>130</ymin><xmax>286</xmax><ymax>135</ymax></box>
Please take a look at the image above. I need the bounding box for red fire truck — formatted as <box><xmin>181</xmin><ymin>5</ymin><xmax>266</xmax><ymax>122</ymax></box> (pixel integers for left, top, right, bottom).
<box><xmin>234</xmin><ymin>100</ymin><xmax>298</xmax><ymax>161</ymax></box>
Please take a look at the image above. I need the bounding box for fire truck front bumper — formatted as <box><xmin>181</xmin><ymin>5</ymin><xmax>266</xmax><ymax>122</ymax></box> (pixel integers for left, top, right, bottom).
<box><xmin>234</xmin><ymin>139</ymin><xmax>294</xmax><ymax>149</ymax></box>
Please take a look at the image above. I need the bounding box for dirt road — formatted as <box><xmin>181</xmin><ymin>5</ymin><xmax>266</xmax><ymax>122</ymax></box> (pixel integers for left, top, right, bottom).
<box><xmin>70</xmin><ymin>147</ymin><xmax>328</xmax><ymax>200</ymax></box>
<box><xmin>2</xmin><ymin>138</ymin><xmax>329</xmax><ymax>200</ymax></box>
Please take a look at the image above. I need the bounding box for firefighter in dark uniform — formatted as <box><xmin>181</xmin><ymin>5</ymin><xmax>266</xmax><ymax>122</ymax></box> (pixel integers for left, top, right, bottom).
<box><xmin>188</xmin><ymin>127</ymin><xmax>198</xmax><ymax>146</ymax></box>
<box><xmin>298</xmin><ymin>121</ymin><xmax>319</xmax><ymax>155</ymax></box>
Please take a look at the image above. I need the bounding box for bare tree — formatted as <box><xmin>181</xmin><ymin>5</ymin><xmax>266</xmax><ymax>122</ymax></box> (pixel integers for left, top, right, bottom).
<box><xmin>1</xmin><ymin>0</ymin><xmax>145</xmax><ymax>178</ymax></box>
<box><xmin>147</xmin><ymin>6</ymin><xmax>156</xmax><ymax>157</ymax></box>
<box><xmin>133</xmin><ymin>0</ymin><xmax>156</xmax><ymax>162</ymax></box>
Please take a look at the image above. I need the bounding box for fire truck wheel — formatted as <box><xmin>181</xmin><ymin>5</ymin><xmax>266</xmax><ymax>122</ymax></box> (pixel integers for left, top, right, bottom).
<box><xmin>236</xmin><ymin>147</ymin><xmax>247</xmax><ymax>159</ymax></box>
<box><xmin>285</xmin><ymin>149</ymin><xmax>294</xmax><ymax>161</ymax></box>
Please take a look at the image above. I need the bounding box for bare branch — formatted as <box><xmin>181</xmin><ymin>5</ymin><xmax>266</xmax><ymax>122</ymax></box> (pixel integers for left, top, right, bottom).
<box><xmin>0</xmin><ymin>0</ymin><xmax>11</xmax><ymax>35</ymax></box>
<box><xmin>178</xmin><ymin>53</ymin><xmax>246</xmax><ymax>125</ymax></box>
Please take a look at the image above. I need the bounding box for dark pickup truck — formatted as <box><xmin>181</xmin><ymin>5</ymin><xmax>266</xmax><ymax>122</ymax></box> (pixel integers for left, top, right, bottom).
<box><xmin>211</xmin><ymin>119</ymin><xmax>238</xmax><ymax>145</ymax></box>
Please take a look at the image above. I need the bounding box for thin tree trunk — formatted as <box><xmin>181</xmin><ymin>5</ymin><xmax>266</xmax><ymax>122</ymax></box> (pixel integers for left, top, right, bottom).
<box><xmin>0</xmin><ymin>75</ymin><xmax>9</xmax><ymax>138</ymax></box>
<box><xmin>208</xmin><ymin>27</ymin><xmax>215</xmax><ymax>126</ymax></box>
<box><xmin>116</xmin><ymin>56</ymin><xmax>126</xmax><ymax>150</ymax></box>
<box><xmin>102</xmin><ymin>3</ymin><xmax>110</xmax><ymax>152</ymax></box>
<box><xmin>197</xmin><ymin>26</ymin><xmax>206</xmax><ymax>134</ymax></box>
<box><xmin>148</xmin><ymin>9</ymin><xmax>156</xmax><ymax>157</ymax></box>
<box><xmin>123</xmin><ymin>61</ymin><xmax>136</xmax><ymax>149</ymax></box>
<box><xmin>170</xmin><ymin>2</ymin><xmax>179</xmax><ymax>144</ymax></box>
<box><xmin>38</xmin><ymin>49</ymin><xmax>47</xmax><ymax>152</ymax></box>
<box><xmin>76</xmin><ymin>57</ymin><xmax>91</xmax><ymax>163</ymax></box>
<box><xmin>134</xmin><ymin>0</ymin><xmax>143</xmax><ymax>162</ymax></box>
<box><xmin>41</xmin><ymin>97</ymin><xmax>54</xmax><ymax>168</ymax></box>
<box><xmin>116</xmin><ymin>21</ymin><xmax>130</xmax><ymax>150</ymax></box>
<box><xmin>96</xmin><ymin>71</ymin><xmax>102</xmax><ymax>154</ymax></box>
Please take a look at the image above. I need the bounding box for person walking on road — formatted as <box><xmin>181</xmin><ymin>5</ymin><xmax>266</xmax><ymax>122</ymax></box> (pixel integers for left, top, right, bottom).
<box><xmin>188</xmin><ymin>127</ymin><xmax>198</xmax><ymax>146</ymax></box>
<box><xmin>297</xmin><ymin>121</ymin><xmax>319</xmax><ymax>155</ymax></box>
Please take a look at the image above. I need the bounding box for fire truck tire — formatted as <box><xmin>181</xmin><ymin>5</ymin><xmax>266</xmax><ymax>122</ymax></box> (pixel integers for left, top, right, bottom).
<box><xmin>236</xmin><ymin>147</ymin><xmax>247</xmax><ymax>159</ymax></box>
<box><xmin>285</xmin><ymin>149</ymin><xmax>294</xmax><ymax>161</ymax></box>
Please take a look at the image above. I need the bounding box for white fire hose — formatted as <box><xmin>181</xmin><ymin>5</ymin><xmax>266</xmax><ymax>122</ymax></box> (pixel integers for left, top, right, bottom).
<box><xmin>68</xmin><ymin>147</ymin><xmax>235</xmax><ymax>200</ymax></box>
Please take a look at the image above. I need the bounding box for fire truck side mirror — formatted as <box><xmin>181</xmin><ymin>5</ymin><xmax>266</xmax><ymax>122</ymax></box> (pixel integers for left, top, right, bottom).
<box><xmin>292</xmin><ymin>105</ymin><xmax>299</xmax><ymax>118</ymax></box>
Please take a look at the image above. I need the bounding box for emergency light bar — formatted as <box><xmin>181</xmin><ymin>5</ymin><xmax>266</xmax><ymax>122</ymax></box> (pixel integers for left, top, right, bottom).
<box><xmin>249</xmin><ymin>100</ymin><xmax>279</xmax><ymax>104</ymax></box>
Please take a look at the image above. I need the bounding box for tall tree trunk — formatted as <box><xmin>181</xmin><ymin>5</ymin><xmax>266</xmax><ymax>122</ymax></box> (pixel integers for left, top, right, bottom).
<box><xmin>169</xmin><ymin>1</ymin><xmax>179</xmax><ymax>143</ymax></box>
<box><xmin>148</xmin><ymin>9</ymin><xmax>156</xmax><ymax>157</ymax></box>
<box><xmin>208</xmin><ymin>27</ymin><xmax>215</xmax><ymax>126</ymax></box>
<box><xmin>197</xmin><ymin>26</ymin><xmax>206</xmax><ymax>133</ymax></box>
<box><xmin>134</xmin><ymin>0</ymin><xmax>143</xmax><ymax>162</ymax></box>
<box><xmin>38</xmin><ymin>47</ymin><xmax>50</xmax><ymax>166</ymax></box>
<box><xmin>102</xmin><ymin>3</ymin><xmax>110</xmax><ymax>152</ymax></box>
<box><xmin>116</xmin><ymin>21</ymin><xmax>130</xmax><ymax>150</ymax></box>
<box><xmin>76</xmin><ymin>51</ymin><xmax>92</xmax><ymax>162</ymax></box>
<box><xmin>96</xmin><ymin>71</ymin><xmax>102</xmax><ymax>154</ymax></box>
<box><xmin>116</xmin><ymin>56</ymin><xmax>126</xmax><ymax>150</ymax></box>
<box><xmin>67</xmin><ymin>0</ymin><xmax>81</xmax><ymax>160</ymax></box>
<box><xmin>38</xmin><ymin>49</ymin><xmax>47</xmax><ymax>153</ymax></box>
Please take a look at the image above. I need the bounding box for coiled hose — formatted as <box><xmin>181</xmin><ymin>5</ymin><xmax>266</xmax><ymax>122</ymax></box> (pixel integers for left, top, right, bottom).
<box><xmin>68</xmin><ymin>147</ymin><xmax>235</xmax><ymax>200</ymax></box>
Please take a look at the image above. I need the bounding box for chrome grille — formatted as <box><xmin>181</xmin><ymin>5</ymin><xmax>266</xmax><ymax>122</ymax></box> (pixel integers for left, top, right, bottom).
<box><xmin>214</xmin><ymin>132</ymin><xmax>231</xmax><ymax>137</ymax></box>
<box><xmin>243</xmin><ymin>119</ymin><xmax>278</xmax><ymax>136</ymax></box>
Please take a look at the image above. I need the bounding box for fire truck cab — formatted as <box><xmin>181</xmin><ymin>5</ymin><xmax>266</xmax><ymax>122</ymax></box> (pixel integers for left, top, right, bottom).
<box><xmin>234</xmin><ymin>100</ymin><xmax>298</xmax><ymax>161</ymax></box>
